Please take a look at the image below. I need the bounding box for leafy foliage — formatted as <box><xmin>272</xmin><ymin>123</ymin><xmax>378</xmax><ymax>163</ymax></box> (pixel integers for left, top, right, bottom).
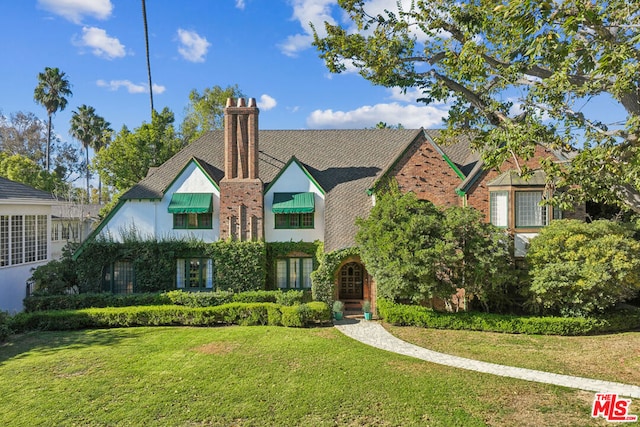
<box><xmin>378</xmin><ymin>299</ymin><xmax>640</xmax><ymax>336</ymax></box>
<box><xmin>526</xmin><ymin>219</ymin><xmax>640</xmax><ymax>316</ymax></box>
<box><xmin>10</xmin><ymin>302</ymin><xmax>331</xmax><ymax>332</ymax></box>
<box><xmin>0</xmin><ymin>152</ymin><xmax>69</xmax><ymax>193</ymax></box>
<box><xmin>180</xmin><ymin>85</ymin><xmax>245</xmax><ymax>143</ymax></box>
<box><xmin>93</xmin><ymin>108</ymin><xmax>182</xmax><ymax>192</ymax></box>
<box><xmin>314</xmin><ymin>1</ymin><xmax>640</xmax><ymax>212</ymax></box>
<box><xmin>356</xmin><ymin>189</ymin><xmax>515</xmax><ymax>309</ymax></box>
<box><xmin>311</xmin><ymin>244</ymin><xmax>357</xmax><ymax>307</ymax></box>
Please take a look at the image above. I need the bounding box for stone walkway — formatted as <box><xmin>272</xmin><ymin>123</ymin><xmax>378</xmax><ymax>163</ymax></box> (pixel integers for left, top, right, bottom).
<box><xmin>334</xmin><ymin>318</ymin><xmax>640</xmax><ymax>398</ymax></box>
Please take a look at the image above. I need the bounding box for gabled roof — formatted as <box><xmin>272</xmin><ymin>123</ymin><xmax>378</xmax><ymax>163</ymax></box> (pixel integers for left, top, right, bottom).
<box><xmin>487</xmin><ymin>169</ymin><xmax>547</xmax><ymax>187</ymax></box>
<box><xmin>119</xmin><ymin>129</ymin><xmax>424</xmax><ymax>251</ymax></box>
<box><xmin>0</xmin><ymin>177</ymin><xmax>56</xmax><ymax>202</ymax></box>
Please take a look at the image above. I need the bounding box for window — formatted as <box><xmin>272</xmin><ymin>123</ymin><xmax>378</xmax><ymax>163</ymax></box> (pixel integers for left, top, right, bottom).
<box><xmin>103</xmin><ymin>261</ymin><xmax>135</xmax><ymax>294</ymax></box>
<box><xmin>176</xmin><ymin>258</ymin><xmax>213</xmax><ymax>290</ymax></box>
<box><xmin>515</xmin><ymin>191</ymin><xmax>546</xmax><ymax>227</ymax></box>
<box><xmin>0</xmin><ymin>214</ymin><xmax>49</xmax><ymax>268</ymax></box>
<box><xmin>0</xmin><ymin>216</ymin><xmax>8</xmax><ymax>267</ymax></box>
<box><xmin>173</xmin><ymin>213</ymin><xmax>213</xmax><ymax>229</ymax></box>
<box><xmin>490</xmin><ymin>191</ymin><xmax>508</xmax><ymax>227</ymax></box>
<box><xmin>276</xmin><ymin>257</ymin><xmax>313</xmax><ymax>289</ymax></box>
<box><xmin>274</xmin><ymin>213</ymin><xmax>314</xmax><ymax>229</ymax></box>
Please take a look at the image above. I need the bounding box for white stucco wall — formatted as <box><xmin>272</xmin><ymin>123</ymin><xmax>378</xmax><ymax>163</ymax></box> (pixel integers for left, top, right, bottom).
<box><xmin>264</xmin><ymin>161</ymin><xmax>325</xmax><ymax>243</ymax></box>
<box><xmin>0</xmin><ymin>201</ymin><xmax>53</xmax><ymax>313</ymax></box>
<box><xmin>514</xmin><ymin>232</ymin><xmax>538</xmax><ymax>257</ymax></box>
<box><xmin>96</xmin><ymin>161</ymin><xmax>220</xmax><ymax>242</ymax></box>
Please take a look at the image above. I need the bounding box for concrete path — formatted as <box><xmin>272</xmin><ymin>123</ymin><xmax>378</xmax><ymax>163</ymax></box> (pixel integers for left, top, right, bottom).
<box><xmin>334</xmin><ymin>318</ymin><xmax>640</xmax><ymax>398</ymax></box>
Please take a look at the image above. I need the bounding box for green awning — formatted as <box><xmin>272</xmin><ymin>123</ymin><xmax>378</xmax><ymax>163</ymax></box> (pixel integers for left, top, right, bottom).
<box><xmin>272</xmin><ymin>192</ymin><xmax>315</xmax><ymax>214</ymax></box>
<box><xmin>168</xmin><ymin>193</ymin><xmax>213</xmax><ymax>213</ymax></box>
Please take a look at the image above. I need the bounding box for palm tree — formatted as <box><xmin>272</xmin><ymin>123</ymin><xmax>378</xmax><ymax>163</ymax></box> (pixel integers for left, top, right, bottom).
<box><xmin>91</xmin><ymin>116</ymin><xmax>112</xmax><ymax>204</ymax></box>
<box><xmin>34</xmin><ymin>67</ymin><xmax>73</xmax><ymax>172</ymax></box>
<box><xmin>142</xmin><ymin>0</ymin><xmax>154</xmax><ymax>117</ymax></box>
<box><xmin>70</xmin><ymin>105</ymin><xmax>106</xmax><ymax>204</ymax></box>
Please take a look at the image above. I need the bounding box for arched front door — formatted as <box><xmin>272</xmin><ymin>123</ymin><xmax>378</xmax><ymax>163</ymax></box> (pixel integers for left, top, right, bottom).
<box><xmin>339</xmin><ymin>262</ymin><xmax>363</xmax><ymax>300</ymax></box>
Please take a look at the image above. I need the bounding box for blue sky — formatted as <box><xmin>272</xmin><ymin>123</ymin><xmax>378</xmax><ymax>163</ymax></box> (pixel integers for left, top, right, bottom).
<box><xmin>1</xmin><ymin>0</ymin><xmax>626</xmax><ymax>158</ymax></box>
<box><xmin>0</xmin><ymin>0</ymin><xmax>451</xmax><ymax>152</ymax></box>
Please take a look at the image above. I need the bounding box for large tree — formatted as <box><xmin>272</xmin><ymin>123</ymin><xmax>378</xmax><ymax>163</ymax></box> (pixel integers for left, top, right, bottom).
<box><xmin>0</xmin><ymin>152</ymin><xmax>68</xmax><ymax>194</ymax></box>
<box><xmin>70</xmin><ymin>105</ymin><xmax>110</xmax><ymax>203</ymax></box>
<box><xmin>34</xmin><ymin>67</ymin><xmax>72</xmax><ymax>172</ymax></box>
<box><xmin>314</xmin><ymin>0</ymin><xmax>640</xmax><ymax>212</ymax></box>
<box><xmin>0</xmin><ymin>111</ymin><xmax>47</xmax><ymax>165</ymax></box>
<box><xmin>94</xmin><ymin>107</ymin><xmax>181</xmax><ymax>192</ymax></box>
<box><xmin>180</xmin><ymin>84</ymin><xmax>245</xmax><ymax>144</ymax></box>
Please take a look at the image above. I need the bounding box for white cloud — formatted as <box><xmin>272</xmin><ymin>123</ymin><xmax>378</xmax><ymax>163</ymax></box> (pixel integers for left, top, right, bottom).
<box><xmin>38</xmin><ymin>0</ymin><xmax>113</xmax><ymax>24</ymax></box>
<box><xmin>235</xmin><ymin>0</ymin><xmax>246</xmax><ymax>9</ymax></box>
<box><xmin>96</xmin><ymin>79</ymin><xmax>165</xmax><ymax>95</ymax></box>
<box><xmin>73</xmin><ymin>26</ymin><xmax>125</xmax><ymax>59</ymax></box>
<box><xmin>177</xmin><ymin>29</ymin><xmax>211</xmax><ymax>63</ymax></box>
<box><xmin>258</xmin><ymin>94</ymin><xmax>277</xmax><ymax>111</ymax></box>
<box><xmin>306</xmin><ymin>102</ymin><xmax>449</xmax><ymax>129</ymax></box>
<box><xmin>279</xmin><ymin>0</ymin><xmax>336</xmax><ymax>57</ymax></box>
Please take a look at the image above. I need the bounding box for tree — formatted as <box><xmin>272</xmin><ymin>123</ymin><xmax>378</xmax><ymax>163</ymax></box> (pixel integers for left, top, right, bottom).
<box><xmin>314</xmin><ymin>1</ymin><xmax>640</xmax><ymax>212</ymax></box>
<box><xmin>526</xmin><ymin>220</ymin><xmax>640</xmax><ymax>316</ymax></box>
<box><xmin>355</xmin><ymin>189</ymin><xmax>451</xmax><ymax>303</ymax></box>
<box><xmin>91</xmin><ymin>116</ymin><xmax>112</xmax><ymax>204</ymax></box>
<box><xmin>0</xmin><ymin>152</ymin><xmax>68</xmax><ymax>193</ymax></box>
<box><xmin>180</xmin><ymin>85</ymin><xmax>245</xmax><ymax>143</ymax></box>
<box><xmin>0</xmin><ymin>111</ymin><xmax>47</xmax><ymax>165</ymax></box>
<box><xmin>94</xmin><ymin>108</ymin><xmax>181</xmax><ymax>192</ymax></box>
<box><xmin>34</xmin><ymin>67</ymin><xmax>72</xmax><ymax>172</ymax></box>
<box><xmin>70</xmin><ymin>105</ymin><xmax>110</xmax><ymax>203</ymax></box>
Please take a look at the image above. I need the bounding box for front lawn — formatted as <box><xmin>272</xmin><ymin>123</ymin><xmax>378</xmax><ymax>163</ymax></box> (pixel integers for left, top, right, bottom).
<box><xmin>0</xmin><ymin>326</ymin><xmax>610</xmax><ymax>426</ymax></box>
<box><xmin>386</xmin><ymin>325</ymin><xmax>640</xmax><ymax>385</ymax></box>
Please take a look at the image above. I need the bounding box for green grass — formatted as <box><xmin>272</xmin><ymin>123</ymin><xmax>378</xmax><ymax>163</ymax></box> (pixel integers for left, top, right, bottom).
<box><xmin>385</xmin><ymin>325</ymin><xmax>640</xmax><ymax>385</ymax></box>
<box><xmin>0</xmin><ymin>326</ymin><xmax>612</xmax><ymax>426</ymax></box>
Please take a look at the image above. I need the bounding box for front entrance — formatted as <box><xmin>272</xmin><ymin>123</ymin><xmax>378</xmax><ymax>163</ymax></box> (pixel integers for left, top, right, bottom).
<box><xmin>339</xmin><ymin>262</ymin><xmax>363</xmax><ymax>300</ymax></box>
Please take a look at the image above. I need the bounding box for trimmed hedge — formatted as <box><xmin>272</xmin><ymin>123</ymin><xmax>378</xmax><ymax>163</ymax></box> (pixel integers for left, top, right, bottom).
<box><xmin>0</xmin><ymin>311</ymin><xmax>10</xmax><ymax>342</ymax></box>
<box><xmin>9</xmin><ymin>301</ymin><xmax>332</xmax><ymax>333</ymax></box>
<box><xmin>377</xmin><ymin>299</ymin><xmax>640</xmax><ymax>336</ymax></box>
<box><xmin>24</xmin><ymin>293</ymin><xmax>171</xmax><ymax>312</ymax></box>
<box><xmin>24</xmin><ymin>290</ymin><xmax>315</xmax><ymax>312</ymax></box>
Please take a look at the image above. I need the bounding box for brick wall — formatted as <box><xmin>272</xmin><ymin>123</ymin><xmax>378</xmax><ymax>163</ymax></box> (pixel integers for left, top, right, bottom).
<box><xmin>466</xmin><ymin>145</ymin><xmax>556</xmax><ymax>221</ymax></box>
<box><xmin>390</xmin><ymin>137</ymin><xmax>464</xmax><ymax>207</ymax></box>
<box><xmin>219</xmin><ymin>178</ymin><xmax>264</xmax><ymax>240</ymax></box>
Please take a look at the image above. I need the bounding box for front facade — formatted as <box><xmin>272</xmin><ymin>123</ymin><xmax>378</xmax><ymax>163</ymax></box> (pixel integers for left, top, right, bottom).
<box><xmin>0</xmin><ymin>177</ymin><xmax>55</xmax><ymax>312</ymax></box>
<box><xmin>78</xmin><ymin>97</ymin><xmax>585</xmax><ymax>310</ymax></box>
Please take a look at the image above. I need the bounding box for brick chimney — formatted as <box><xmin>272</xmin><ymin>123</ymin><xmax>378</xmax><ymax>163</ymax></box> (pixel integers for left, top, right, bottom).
<box><xmin>219</xmin><ymin>97</ymin><xmax>263</xmax><ymax>241</ymax></box>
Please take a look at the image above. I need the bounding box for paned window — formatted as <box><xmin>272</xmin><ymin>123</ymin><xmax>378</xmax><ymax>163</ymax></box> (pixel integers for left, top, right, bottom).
<box><xmin>103</xmin><ymin>261</ymin><xmax>135</xmax><ymax>294</ymax></box>
<box><xmin>515</xmin><ymin>191</ymin><xmax>546</xmax><ymax>227</ymax></box>
<box><xmin>274</xmin><ymin>213</ymin><xmax>314</xmax><ymax>229</ymax></box>
<box><xmin>176</xmin><ymin>258</ymin><xmax>213</xmax><ymax>290</ymax></box>
<box><xmin>0</xmin><ymin>216</ymin><xmax>8</xmax><ymax>267</ymax></box>
<box><xmin>173</xmin><ymin>213</ymin><xmax>213</xmax><ymax>230</ymax></box>
<box><xmin>489</xmin><ymin>191</ymin><xmax>508</xmax><ymax>227</ymax></box>
<box><xmin>1</xmin><ymin>214</ymin><xmax>48</xmax><ymax>268</ymax></box>
<box><xmin>276</xmin><ymin>257</ymin><xmax>313</xmax><ymax>289</ymax></box>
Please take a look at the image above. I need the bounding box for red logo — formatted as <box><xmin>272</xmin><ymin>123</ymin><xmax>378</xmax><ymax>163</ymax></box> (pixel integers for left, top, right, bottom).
<box><xmin>592</xmin><ymin>393</ymin><xmax>638</xmax><ymax>422</ymax></box>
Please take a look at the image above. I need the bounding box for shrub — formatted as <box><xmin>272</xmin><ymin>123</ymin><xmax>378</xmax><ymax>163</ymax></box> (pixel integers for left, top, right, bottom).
<box><xmin>526</xmin><ymin>220</ymin><xmax>640</xmax><ymax>316</ymax></box>
<box><xmin>231</xmin><ymin>290</ymin><xmax>279</xmax><ymax>304</ymax></box>
<box><xmin>163</xmin><ymin>290</ymin><xmax>234</xmax><ymax>307</ymax></box>
<box><xmin>356</xmin><ymin>189</ymin><xmax>515</xmax><ymax>309</ymax></box>
<box><xmin>275</xmin><ymin>290</ymin><xmax>307</xmax><ymax>306</ymax></box>
<box><xmin>0</xmin><ymin>311</ymin><xmax>10</xmax><ymax>342</ymax></box>
<box><xmin>377</xmin><ymin>299</ymin><xmax>640</xmax><ymax>336</ymax></box>
<box><xmin>24</xmin><ymin>292</ymin><xmax>171</xmax><ymax>312</ymax></box>
<box><xmin>9</xmin><ymin>302</ymin><xmax>332</xmax><ymax>332</ymax></box>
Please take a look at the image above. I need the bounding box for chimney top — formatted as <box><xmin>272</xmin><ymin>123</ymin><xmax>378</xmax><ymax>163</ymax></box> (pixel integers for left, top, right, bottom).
<box><xmin>225</xmin><ymin>97</ymin><xmax>257</xmax><ymax>109</ymax></box>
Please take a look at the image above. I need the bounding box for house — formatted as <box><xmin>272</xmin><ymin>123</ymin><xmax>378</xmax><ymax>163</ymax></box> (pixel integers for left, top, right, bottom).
<box><xmin>77</xmin><ymin>97</ymin><xmax>584</xmax><ymax>308</ymax></box>
<box><xmin>0</xmin><ymin>177</ymin><xmax>55</xmax><ymax>312</ymax></box>
<box><xmin>51</xmin><ymin>203</ymin><xmax>101</xmax><ymax>259</ymax></box>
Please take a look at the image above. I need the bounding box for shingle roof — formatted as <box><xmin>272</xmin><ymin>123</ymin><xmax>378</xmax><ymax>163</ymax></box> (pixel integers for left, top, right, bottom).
<box><xmin>487</xmin><ymin>169</ymin><xmax>548</xmax><ymax>186</ymax></box>
<box><xmin>0</xmin><ymin>177</ymin><xmax>56</xmax><ymax>201</ymax></box>
<box><xmin>121</xmin><ymin>129</ymin><xmax>424</xmax><ymax>251</ymax></box>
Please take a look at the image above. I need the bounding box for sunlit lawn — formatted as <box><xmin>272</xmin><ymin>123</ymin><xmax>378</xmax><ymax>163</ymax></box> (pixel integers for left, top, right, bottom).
<box><xmin>0</xmin><ymin>326</ymin><xmax>615</xmax><ymax>426</ymax></box>
<box><xmin>385</xmin><ymin>324</ymin><xmax>640</xmax><ymax>385</ymax></box>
